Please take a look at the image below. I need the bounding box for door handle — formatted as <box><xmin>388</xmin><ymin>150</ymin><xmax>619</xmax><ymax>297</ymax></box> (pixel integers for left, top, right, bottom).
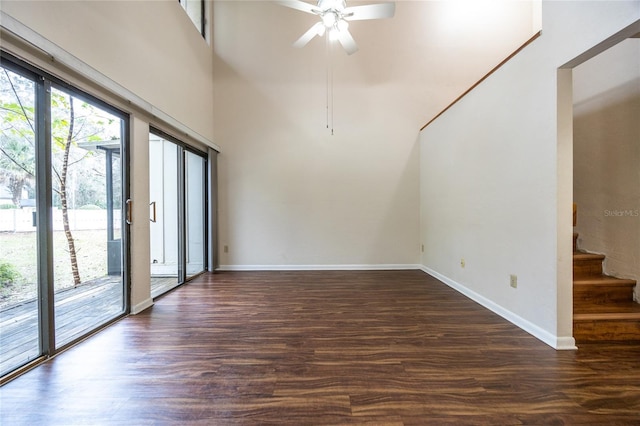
<box><xmin>126</xmin><ymin>199</ymin><xmax>133</xmax><ymax>225</ymax></box>
<box><xmin>150</xmin><ymin>201</ymin><xmax>157</xmax><ymax>223</ymax></box>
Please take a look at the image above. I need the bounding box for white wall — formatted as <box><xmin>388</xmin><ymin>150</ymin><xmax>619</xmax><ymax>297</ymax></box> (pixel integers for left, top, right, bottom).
<box><xmin>573</xmin><ymin>39</ymin><xmax>640</xmax><ymax>299</ymax></box>
<box><xmin>419</xmin><ymin>1</ymin><xmax>639</xmax><ymax>348</ymax></box>
<box><xmin>212</xmin><ymin>0</ymin><xmax>537</xmax><ymax>269</ymax></box>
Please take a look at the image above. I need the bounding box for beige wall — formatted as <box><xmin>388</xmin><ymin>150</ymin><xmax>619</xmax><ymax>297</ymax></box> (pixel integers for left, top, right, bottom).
<box><xmin>573</xmin><ymin>39</ymin><xmax>640</xmax><ymax>299</ymax></box>
<box><xmin>420</xmin><ymin>1</ymin><xmax>639</xmax><ymax>348</ymax></box>
<box><xmin>212</xmin><ymin>0</ymin><xmax>536</xmax><ymax>269</ymax></box>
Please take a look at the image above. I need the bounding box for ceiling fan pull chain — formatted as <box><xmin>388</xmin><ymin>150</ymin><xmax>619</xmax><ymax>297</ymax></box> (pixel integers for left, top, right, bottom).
<box><xmin>325</xmin><ymin>34</ymin><xmax>334</xmax><ymax>136</ymax></box>
<box><xmin>331</xmin><ymin>60</ymin><xmax>334</xmax><ymax>136</ymax></box>
<box><xmin>330</xmin><ymin>39</ymin><xmax>335</xmax><ymax>136</ymax></box>
<box><xmin>326</xmin><ymin>35</ymin><xmax>330</xmax><ymax>131</ymax></box>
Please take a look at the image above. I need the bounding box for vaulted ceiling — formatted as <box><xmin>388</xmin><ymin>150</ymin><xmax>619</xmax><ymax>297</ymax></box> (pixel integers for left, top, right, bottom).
<box><xmin>213</xmin><ymin>0</ymin><xmax>539</xmax><ymax>131</ymax></box>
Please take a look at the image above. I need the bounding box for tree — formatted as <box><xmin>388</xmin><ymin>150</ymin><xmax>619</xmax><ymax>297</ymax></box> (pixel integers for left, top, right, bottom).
<box><xmin>50</xmin><ymin>90</ymin><xmax>117</xmax><ymax>287</ymax></box>
<box><xmin>1</xmin><ymin>66</ymin><xmax>120</xmax><ymax>287</ymax></box>
<box><xmin>0</xmin><ymin>69</ymin><xmax>36</xmax><ymax>207</ymax></box>
<box><xmin>55</xmin><ymin>96</ymin><xmax>82</xmax><ymax>285</ymax></box>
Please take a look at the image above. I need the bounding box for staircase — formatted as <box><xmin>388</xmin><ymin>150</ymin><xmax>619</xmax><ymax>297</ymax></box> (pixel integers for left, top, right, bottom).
<box><xmin>573</xmin><ymin>232</ymin><xmax>640</xmax><ymax>343</ymax></box>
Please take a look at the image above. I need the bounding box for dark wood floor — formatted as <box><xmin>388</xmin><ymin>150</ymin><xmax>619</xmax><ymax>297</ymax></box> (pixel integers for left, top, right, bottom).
<box><xmin>1</xmin><ymin>270</ymin><xmax>639</xmax><ymax>424</ymax></box>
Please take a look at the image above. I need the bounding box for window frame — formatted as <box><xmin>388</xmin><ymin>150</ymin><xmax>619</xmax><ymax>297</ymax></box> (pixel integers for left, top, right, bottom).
<box><xmin>179</xmin><ymin>0</ymin><xmax>206</xmax><ymax>39</ymax></box>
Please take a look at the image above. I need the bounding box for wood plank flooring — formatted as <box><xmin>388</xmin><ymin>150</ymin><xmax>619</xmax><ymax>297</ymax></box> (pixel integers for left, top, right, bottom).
<box><xmin>1</xmin><ymin>270</ymin><xmax>640</xmax><ymax>424</ymax></box>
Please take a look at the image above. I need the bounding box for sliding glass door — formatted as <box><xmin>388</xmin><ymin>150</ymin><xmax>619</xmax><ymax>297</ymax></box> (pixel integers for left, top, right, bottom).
<box><xmin>0</xmin><ymin>55</ymin><xmax>128</xmax><ymax>378</ymax></box>
<box><xmin>149</xmin><ymin>131</ymin><xmax>206</xmax><ymax>297</ymax></box>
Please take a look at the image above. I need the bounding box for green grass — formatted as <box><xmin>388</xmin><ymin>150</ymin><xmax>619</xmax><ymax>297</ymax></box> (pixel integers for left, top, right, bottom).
<box><xmin>0</xmin><ymin>230</ymin><xmax>110</xmax><ymax>308</ymax></box>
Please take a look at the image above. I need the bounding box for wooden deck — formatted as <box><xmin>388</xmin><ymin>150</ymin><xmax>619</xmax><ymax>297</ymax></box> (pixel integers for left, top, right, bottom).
<box><xmin>2</xmin><ymin>270</ymin><xmax>640</xmax><ymax>424</ymax></box>
<box><xmin>0</xmin><ymin>276</ymin><xmax>124</xmax><ymax>376</ymax></box>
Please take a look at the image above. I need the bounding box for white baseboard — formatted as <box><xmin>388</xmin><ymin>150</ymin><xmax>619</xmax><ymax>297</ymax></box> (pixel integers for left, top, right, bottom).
<box><xmin>130</xmin><ymin>298</ymin><xmax>154</xmax><ymax>314</ymax></box>
<box><xmin>555</xmin><ymin>336</ymin><xmax>579</xmax><ymax>350</ymax></box>
<box><xmin>217</xmin><ymin>264</ymin><xmax>422</xmax><ymax>272</ymax></box>
<box><xmin>420</xmin><ymin>266</ymin><xmax>577</xmax><ymax>351</ymax></box>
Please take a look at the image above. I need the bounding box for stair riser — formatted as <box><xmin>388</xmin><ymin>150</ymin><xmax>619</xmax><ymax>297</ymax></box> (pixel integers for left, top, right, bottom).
<box><xmin>574</xmin><ymin>320</ymin><xmax>640</xmax><ymax>343</ymax></box>
<box><xmin>573</xmin><ymin>261</ymin><xmax>603</xmax><ymax>277</ymax></box>
<box><xmin>574</xmin><ymin>286</ymin><xmax>636</xmax><ymax>305</ymax></box>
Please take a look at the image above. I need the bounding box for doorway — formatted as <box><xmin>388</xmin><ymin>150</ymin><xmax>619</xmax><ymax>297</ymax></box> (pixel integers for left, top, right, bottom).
<box><xmin>556</xmin><ymin>21</ymin><xmax>640</xmax><ymax>344</ymax></box>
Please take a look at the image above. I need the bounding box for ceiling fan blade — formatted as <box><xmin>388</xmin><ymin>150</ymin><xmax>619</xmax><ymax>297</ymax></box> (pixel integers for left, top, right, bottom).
<box><xmin>275</xmin><ymin>0</ymin><xmax>321</xmax><ymax>15</ymax></box>
<box><xmin>293</xmin><ymin>22</ymin><xmax>325</xmax><ymax>48</ymax></box>
<box><xmin>343</xmin><ymin>2</ymin><xmax>395</xmax><ymax>21</ymax></box>
<box><xmin>336</xmin><ymin>27</ymin><xmax>359</xmax><ymax>55</ymax></box>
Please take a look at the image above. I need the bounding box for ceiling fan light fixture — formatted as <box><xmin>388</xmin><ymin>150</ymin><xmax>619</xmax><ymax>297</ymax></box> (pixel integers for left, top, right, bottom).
<box><xmin>337</xmin><ymin>19</ymin><xmax>349</xmax><ymax>31</ymax></box>
<box><xmin>322</xmin><ymin>12</ymin><xmax>337</xmax><ymax>27</ymax></box>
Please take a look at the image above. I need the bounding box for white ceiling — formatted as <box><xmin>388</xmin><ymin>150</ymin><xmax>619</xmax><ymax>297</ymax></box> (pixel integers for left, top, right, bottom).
<box><xmin>213</xmin><ymin>0</ymin><xmax>539</xmax><ymax>129</ymax></box>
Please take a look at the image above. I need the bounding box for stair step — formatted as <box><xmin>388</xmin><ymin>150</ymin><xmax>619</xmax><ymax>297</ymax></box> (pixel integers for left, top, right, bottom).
<box><xmin>574</xmin><ymin>275</ymin><xmax>637</xmax><ymax>304</ymax></box>
<box><xmin>574</xmin><ymin>319</ymin><xmax>640</xmax><ymax>343</ymax></box>
<box><xmin>573</xmin><ymin>252</ymin><xmax>605</xmax><ymax>277</ymax></box>
<box><xmin>573</xmin><ymin>252</ymin><xmax>606</xmax><ymax>261</ymax></box>
<box><xmin>575</xmin><ymin>312</ymin><xmax>640</xmax><ymax>320</ymax></box>
<box><xmin>574</xmin><ymin>276</ymin><xmax>637</xmax><ymax>286</ymax></box>
<box><xmin>574</xmin><ymin>302</ymin><xmax>640</xmax><ymax>316</ymax></box>
<box><xmin>574</xmin><ymin>304</ymin><xmax>640</xmax><ymax>343</ymax></box>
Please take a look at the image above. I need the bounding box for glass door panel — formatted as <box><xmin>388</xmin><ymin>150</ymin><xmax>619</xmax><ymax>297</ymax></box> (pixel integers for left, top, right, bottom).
<box><xmin>50</xmin><ymin>87</ymin><xmax>124</xmax><ymax>349</ymax></box>
<box><xmin>149</xmin><ymin>135</ymin><xmax>179</xmax><ymax>297</ymax></box>
<box><xmin>185</xmin><ymin>151</ymin><xmax>205</xmax><ymax>278</ymax></box>
<box><xmin>0</xmin><ymin>67</ymin><xmax>40</xmax><ymax>375</ymax></box>
<box><xmin>149</xmin><ymin>132</ymin><xmax>207</xmax><ymax>296</ymax></box>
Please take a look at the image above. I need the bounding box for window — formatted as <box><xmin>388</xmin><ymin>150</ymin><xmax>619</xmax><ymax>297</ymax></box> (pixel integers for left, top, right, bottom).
<box><xmin>179</xmin><ymin>0</ymin><xmax>205</xmax><ymax>38</ymax></box>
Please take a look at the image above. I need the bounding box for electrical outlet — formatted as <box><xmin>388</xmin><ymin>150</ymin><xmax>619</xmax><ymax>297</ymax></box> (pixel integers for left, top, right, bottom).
<box><xmin>421</xmin><ymin>244</ymin><xmax>424</xmax><ymax>253</ymax></box>
<box><xmin>510</xmin><ymin>274</ymin><xmax>517</xmax><ymax>288</ymax></box>
<box><xmin>460</xmin><ymin>258</ymin><xmax>465</xmax><ymax>268</ymax></box>
<box><xmin>224</xmin><ymin>245</ymin><xmax>229</xmax><ymax>253</ymax></box>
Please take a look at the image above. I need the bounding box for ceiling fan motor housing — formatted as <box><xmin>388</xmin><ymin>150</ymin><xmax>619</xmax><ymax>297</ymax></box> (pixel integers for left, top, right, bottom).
<box><xmin>318</xmin><ymin>0</ymin><xmax>347</xmax><ymax>13</ymax></box>
<box><xmin>279</xmin><ymin>0</ymin><xmax>396</xmax><ymax>55</ymax></box>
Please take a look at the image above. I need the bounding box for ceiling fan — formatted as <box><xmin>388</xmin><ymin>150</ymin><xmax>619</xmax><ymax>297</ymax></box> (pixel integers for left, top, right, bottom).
<box><xmin>276</xmin><ymin>0</ymin><xmax>396</xmax><ymax>55</ymax></box>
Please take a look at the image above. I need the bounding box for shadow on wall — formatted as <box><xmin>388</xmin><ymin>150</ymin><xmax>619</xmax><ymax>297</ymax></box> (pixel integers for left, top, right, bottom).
<box><xmin>573</xmin><ymin>84</ymin><xmax>640</xmax><ymax>286</ymax></box>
